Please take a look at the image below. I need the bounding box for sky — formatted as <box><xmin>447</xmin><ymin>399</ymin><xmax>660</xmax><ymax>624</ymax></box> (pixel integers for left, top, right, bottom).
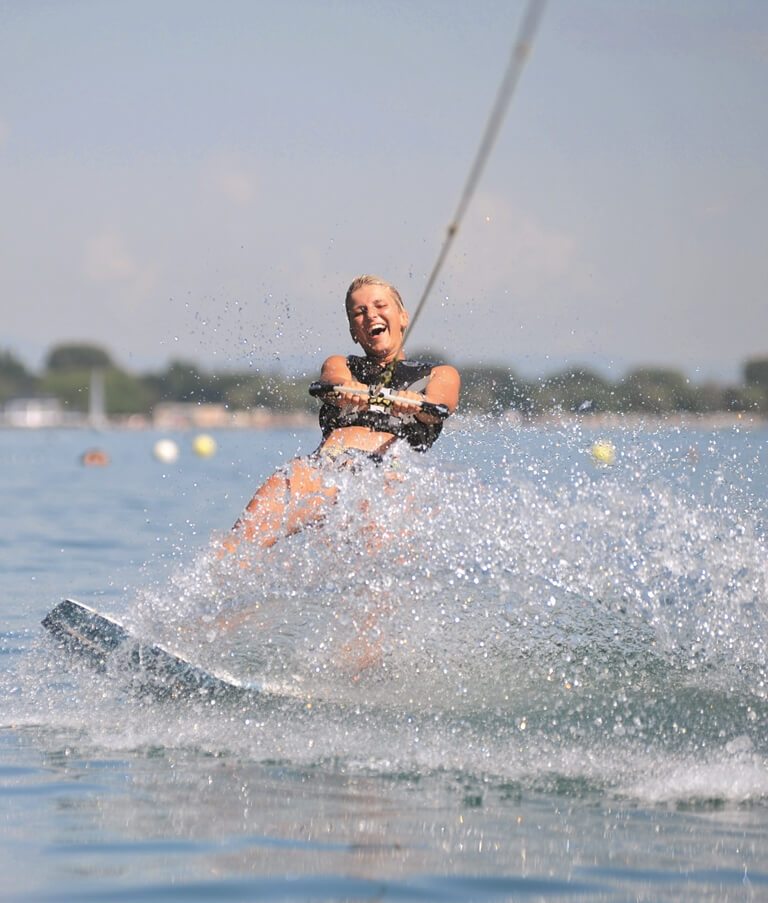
<box><xmin>1</xmin><ymin>0</ymin><xmax>766</xmax><ymax>383</ymax></box>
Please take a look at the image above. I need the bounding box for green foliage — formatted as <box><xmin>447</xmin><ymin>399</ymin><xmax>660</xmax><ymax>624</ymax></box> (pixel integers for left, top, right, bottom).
<box><xmin>45</xmin><ymin>343</ymin><xmax>113</xmax><ymax>372</ymax></box>
<box><xmin>263</xmin><ymin>373</ymin><xmax>317</xmax><ymax>413</ymax></box>
<box><xmin>38</xmin><ymin>366</ymin><xmax>154</xmax><ymax>415</ymax></box>
<box><xmin>744</xmin><ymin>357</ymin><xmax>768</xmax><ymax>389</ymax></box>
<box><xmin>0</xmin><ymin>349</ymin><xmax>36</xmax><ymax>403</ymax></box>
<box><xmin>531</xmin><ymin>367</ymin><xmax>614</xmax><ymax>415</ymax></box>
<box><xmin>143</xmin><ymin>360</ymin><xmax>217</xmax><ymax>403</ymax></box>
<box><xmin>408</xmin><ymin>347</ymin><xmax>453</xmax><ymax>365</ymax></box>
<box><xmin>104</xmin><ymin>369</ymin><xmax>156</xmax><ymax>416</ymax></box>
<box><xmin>694</xmin><ymin>383</ymin><xmax>729</xmax><ymax>414</ymax></box>
<box><xmin>461</xmin><ymin>366</ymin><xmax>531</xmax><ymax>414</ymax></box>
<box><xmin>723</xmin><ymin>384</ymin><xmax>768</xmax><ymax>414</ymax></box>
<box><xmin>5</xmin><ymin>342</ymin><xmax>768</xmax><ymax>419</ymax></box>
<box><xmin>222</xmin><ymin>373</ymin><xmax>271</xmax><ymax>410</ymax></box>
<box><xmin>0</xmin><ymin>349</ymin><xmax>32</xmax><ymax>381</ymax></box>
<box><xmin>39</xmin><ymin>369</ymin><xmax>91</xmax><ymax>411</ymax></box>
<box><xmin>140</xmin><ymin>363</ymin><xmax>316</xmax><ymax>412</ymax></box>
<box><xmin>616</xmin><ymin>368</ymin><xmax>701</xmax><ymax>414</ymax></box>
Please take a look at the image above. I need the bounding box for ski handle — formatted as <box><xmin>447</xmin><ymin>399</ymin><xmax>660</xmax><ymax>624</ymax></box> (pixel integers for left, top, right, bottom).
<box><xmin>309</xmin><ymin>382</ymin><xmax>450</xmax><ymax>420</ymax></box>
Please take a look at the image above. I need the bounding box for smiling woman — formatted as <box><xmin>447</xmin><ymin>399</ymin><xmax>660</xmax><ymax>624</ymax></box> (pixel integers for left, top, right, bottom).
<box><xmin>221</xmin><ymin>274</ymin><xmax>460</xmax><ymax>553</ymax></box>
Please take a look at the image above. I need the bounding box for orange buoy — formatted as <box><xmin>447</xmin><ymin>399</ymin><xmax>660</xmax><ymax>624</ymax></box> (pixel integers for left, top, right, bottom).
<box><xmin>81</xmin><ymin>448</ymin><xmax>110</xmax><ymax>467</ymax></box>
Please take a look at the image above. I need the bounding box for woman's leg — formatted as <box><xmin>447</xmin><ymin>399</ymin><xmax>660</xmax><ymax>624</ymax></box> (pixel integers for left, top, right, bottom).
<box><xmin>223</xmin><ymin>457</ymin><xmax>338</xmax><ymax>552</ymax></box>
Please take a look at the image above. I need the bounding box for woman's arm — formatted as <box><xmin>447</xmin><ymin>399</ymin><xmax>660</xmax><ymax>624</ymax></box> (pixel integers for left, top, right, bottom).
<box><xmin>319</xmin><ymin>355</ymin><xmax>352</xmax><ymax>384</ymax></box>
<box><xmin>319</xmin><ymin>355</ymin><xmax>369</xmax><ymax>410</ymax></box>
<box><xmin>318</xmin><ymin>356</ymin><xmax>460</xmax><ymax>421</ymax></box>
<box><xmin>423</xmin><ymin>364</ymin><xmax>461</xmax><ymax>413</ymax></box>
<box><xmin>394</xmin><ymin>364</ymin><xmax>461</xmax><ymax>422</ymax></box>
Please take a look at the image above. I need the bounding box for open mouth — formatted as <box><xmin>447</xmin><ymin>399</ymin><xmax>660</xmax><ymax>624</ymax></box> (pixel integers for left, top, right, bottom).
<box><xmin>369</xmin><ymin>324</ymin><xmax>387</xmax><ymax>337</ymax></box>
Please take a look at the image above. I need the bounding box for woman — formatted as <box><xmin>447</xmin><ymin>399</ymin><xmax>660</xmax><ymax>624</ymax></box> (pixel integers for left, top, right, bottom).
<box><xmin>223</xmin><ymin>274</ymin><xmax>461</xmax><ymax>551</ymax></box>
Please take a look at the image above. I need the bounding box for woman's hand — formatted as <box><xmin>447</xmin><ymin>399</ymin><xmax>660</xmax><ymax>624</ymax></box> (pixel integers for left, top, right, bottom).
<box><xmin>334</xmin><ymin>380</ymin><xmax>371</xmax><ymax>410</ymax></box>
<box><xmin>385</xmin><ymin>388</ymin><xmax>424</xmax><ymax>418</ymax></box>
<box><xmin>320</xmin><ymin>356</ymin><xmax>367</xmax><ymax>409</ymax></box>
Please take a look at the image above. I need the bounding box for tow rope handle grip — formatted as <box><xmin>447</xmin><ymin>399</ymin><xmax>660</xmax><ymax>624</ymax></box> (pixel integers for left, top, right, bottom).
<box><xmin>309</xmin><ymin>382</ymin><xmax>450</xmax><ymax>420</ymax></box>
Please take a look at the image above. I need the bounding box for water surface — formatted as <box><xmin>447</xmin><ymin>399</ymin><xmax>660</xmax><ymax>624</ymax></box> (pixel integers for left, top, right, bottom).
<box><xmin>2</xmin><ymin>420</ymin><xmax>767</xmax><ymax>900</ymax></box>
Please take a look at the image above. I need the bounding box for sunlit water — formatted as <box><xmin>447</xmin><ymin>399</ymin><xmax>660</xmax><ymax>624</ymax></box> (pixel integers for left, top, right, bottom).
<box><xmin>2</xmin><ymin>419</ymin><xmax>767</xmax><ymax>901</ymax></box>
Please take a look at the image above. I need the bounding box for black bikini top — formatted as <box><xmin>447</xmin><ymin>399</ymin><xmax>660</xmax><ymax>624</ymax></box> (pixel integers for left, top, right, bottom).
<box><xmin>318</xmin><ymin>356</ymin><xmax>444</xmax><ymax>451</ymax></box>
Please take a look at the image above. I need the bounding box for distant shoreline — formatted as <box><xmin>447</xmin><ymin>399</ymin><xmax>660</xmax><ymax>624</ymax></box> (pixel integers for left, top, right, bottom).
<box><xmin>1</xmin><ymin>409</ymin><xmax>764</xmax><ymax>432</ymax></box>
<box><xmin>500</xmin><ymin>410</ymin><xmax>766</xmax><ymax>430</ymax></box>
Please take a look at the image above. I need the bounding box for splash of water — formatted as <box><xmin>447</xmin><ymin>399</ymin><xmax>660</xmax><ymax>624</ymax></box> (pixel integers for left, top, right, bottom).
<box><xmin>18</xmin><ymin>424</ymin><xmax>768</xmax><ymax>802</ymax></box>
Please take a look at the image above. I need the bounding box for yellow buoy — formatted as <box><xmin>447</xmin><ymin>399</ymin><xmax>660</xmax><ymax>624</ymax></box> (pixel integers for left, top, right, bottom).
<box><xmin>192</xmin><ymin>433</ymin><xmax>217</xmax><ymax>458</ymax></box>
<box><xmin>591</xmin><ymin>440</ymin><xmax>616</xmax><ymax>466</ymax></box>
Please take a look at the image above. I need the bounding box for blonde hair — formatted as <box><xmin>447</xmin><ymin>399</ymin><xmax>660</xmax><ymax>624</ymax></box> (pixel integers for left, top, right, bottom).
<box><xmin>345</xmin><ymin>275</ymin><xmax>405</xmax><ymax>312</ymax></box>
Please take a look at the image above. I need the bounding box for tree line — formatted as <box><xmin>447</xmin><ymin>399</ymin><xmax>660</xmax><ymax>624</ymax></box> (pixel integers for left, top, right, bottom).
<box><xmin>1</xmin><ymin>343</ymin><xmax>767</xmax><ymax>418</ymax></box>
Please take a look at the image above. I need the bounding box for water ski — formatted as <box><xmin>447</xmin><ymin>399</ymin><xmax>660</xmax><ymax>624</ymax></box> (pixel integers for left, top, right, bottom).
<box><xmin>42</xmin><ymin>598</ymin><xmax>255</xmax><ymax>697</ymax></box>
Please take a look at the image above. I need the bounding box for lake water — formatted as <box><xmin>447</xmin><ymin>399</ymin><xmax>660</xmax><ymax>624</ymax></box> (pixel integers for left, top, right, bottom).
<box><xmin>2</xmin><ymin>418</ymin><xmax>767</xmax><ymax>901</ymax></box>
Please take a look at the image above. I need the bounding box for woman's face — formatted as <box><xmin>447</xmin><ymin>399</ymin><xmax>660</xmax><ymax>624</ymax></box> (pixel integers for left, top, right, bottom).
<box><xmin>346</xmin><ymin>284</ymin><xmax>409</xmax><ymax>363</ymax></box>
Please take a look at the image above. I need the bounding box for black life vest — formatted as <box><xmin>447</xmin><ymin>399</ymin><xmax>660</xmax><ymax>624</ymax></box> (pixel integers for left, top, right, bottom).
<box><xmin>318</xmin><ymin>356</ymin><xmax>443</xmax><ymax>451</ymax></box>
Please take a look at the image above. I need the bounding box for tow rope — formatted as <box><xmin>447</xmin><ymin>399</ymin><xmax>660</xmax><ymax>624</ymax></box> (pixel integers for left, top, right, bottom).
<box><xmin>380</xmin><ymin>0</ymin><xmax>547</xmax><ymax>388</ymax></box>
